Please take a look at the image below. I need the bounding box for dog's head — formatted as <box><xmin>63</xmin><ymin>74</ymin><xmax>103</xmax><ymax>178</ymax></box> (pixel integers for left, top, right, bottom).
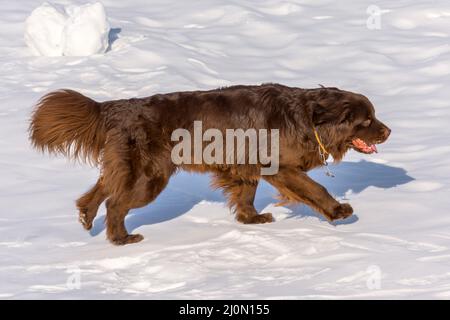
<box><xmin>310</xmin><ymin>88</ymin><xmax>391</xmax><ymax>158</ymax></box>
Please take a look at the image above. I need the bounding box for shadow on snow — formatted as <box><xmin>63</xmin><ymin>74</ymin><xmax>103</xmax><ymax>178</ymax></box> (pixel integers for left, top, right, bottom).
<box><xmin>89</xmin><ymin>159</ymin><xmax>414</xmax><ymax>235</ymax></box>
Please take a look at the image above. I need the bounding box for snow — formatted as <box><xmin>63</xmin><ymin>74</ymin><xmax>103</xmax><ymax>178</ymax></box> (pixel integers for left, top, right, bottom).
<box><xmin>24</xmin><ymin>2</ymin><xmax>110</xmax><ymax>56</ymax></box>
<box><xmin>1</xmin><ymin>0</ymin><xmax>450</xmax><ymax>299</ymax></box>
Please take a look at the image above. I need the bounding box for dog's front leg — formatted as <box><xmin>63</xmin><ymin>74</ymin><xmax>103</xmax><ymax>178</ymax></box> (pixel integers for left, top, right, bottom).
<box><xmin>264</xmin><ymin>168</ymin><xmax>353</xmax><ymax>221</ymax></box>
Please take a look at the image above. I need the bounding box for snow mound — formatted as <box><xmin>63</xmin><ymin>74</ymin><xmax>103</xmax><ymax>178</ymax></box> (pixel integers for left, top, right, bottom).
<box><xmin>24</xmin><ymin>2</ymin><xmax>110</xmax><ymax>57</ymax></box>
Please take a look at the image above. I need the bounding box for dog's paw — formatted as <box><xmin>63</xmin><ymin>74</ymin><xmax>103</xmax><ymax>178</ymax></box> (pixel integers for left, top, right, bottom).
<box><xmin>330</xmin><ymin>203</ymin><xmax>353</xmax><ymax>221</ymax></box>
<box><xmin>240</xmin><ymin>213</ymin><xmax>275</xmax><ymax>224</ymax></box>
<box><xmin>78</xmin><ymin>208</ymin><xmax>93</xmax><ymax>230</ymax></box>
<box><xmin>109</xmin><ymin>234</ymin><xmax>144</xmax><ymax>246</ymax></box>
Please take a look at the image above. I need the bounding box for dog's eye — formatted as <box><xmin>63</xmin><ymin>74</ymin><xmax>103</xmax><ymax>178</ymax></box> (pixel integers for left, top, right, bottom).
<box><xmin>361</xmin><ymin>119</ymin><xmax>372</xmax><ymax>127</ymax></box>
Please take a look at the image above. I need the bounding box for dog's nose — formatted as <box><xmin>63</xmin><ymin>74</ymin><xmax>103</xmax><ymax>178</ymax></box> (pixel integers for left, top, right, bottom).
<box><xmin>382</xmin><ymin>127</ymin><xmax>391</xmax><ymax>140</ymax></box>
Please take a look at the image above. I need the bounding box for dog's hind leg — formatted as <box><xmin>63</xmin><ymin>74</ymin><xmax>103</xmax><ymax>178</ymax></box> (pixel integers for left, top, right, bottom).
<box><xmin>76</xmin><ymin>176</ymin><xmax>108</xmax><ymax>230</ymax></box>
<box><xmin>212</xmin><ymin>173</ymin><xmax>274</xmax><ymax>224</ymax></box>
<box><xmin>105</xmin><ymin>173</ymin><xmax>171</xmax><ymax>245</ymax></box>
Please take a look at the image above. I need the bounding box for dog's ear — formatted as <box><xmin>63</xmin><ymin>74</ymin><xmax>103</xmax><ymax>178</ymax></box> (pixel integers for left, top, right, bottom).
<box><xmin>337</xmin><ymin>104</ymin><xmax>353</xmax><ymax>124</ymax></box>
<box><xmin>311</xmin><ymin>102</ymin><xmax>333</xmax><ymax>126</ymax></box>
<box><xmin>311</xmin><ymin>102</ymin><xmax>353</xmax><ymax>126</ymax></box>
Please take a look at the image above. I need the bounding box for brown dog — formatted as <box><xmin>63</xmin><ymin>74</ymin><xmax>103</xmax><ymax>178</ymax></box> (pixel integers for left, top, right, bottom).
<box><xmin>29</xmin><ymin>84</ymin><xmax>390</xmax><ymax>245</ymax></box>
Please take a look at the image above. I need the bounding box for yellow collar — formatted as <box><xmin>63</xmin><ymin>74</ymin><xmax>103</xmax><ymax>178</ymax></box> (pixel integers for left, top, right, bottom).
<box><xmin>313</xmin><ymin>128</ymin><xmax>329</xmax><ymax>155</ymax></box>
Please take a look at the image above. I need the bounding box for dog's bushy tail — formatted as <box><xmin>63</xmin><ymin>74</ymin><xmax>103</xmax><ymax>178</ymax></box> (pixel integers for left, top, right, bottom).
<box><xmin>29</xmin><ymin>89</ymin><xmax>106</xmax><ymax>165</ymax></box>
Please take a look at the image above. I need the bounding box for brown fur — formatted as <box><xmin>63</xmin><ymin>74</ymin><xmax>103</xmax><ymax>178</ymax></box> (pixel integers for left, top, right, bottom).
<box><xmin>29</xmin><ymin>84</ymin><xmax>390</xmax><ymax>245</ymax></box>
<box><xmin>30</xmin><ymin>90</ymin><xmax>106</xmax><ymax>165</ymax></box>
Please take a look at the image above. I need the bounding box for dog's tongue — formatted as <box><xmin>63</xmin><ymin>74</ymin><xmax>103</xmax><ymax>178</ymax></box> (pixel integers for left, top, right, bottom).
<box><xmin>352</xmin><ymin>138</ymin><xmax>378</xmax><ymax>154</ymax></box>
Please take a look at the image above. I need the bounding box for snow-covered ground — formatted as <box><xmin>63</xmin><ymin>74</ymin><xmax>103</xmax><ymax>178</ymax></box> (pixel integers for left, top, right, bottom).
<box><xmin>1</xmin><ymin>0</ymin><xmax>450</xmax><ymax>299</ymax></box>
